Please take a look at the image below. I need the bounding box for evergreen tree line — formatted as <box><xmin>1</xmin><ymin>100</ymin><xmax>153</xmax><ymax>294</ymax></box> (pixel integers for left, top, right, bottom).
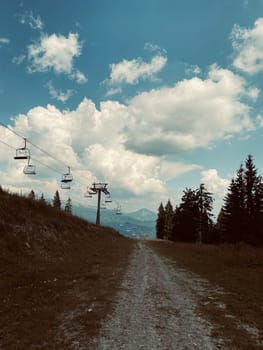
<box><xmin>156</xmin><ymin>155</ymin><xmax>263</xmax><ymax>245</ymax></box>
<box><xmin>28</xmin><ymin>189</ymin><xmax>72</xmax><ymax>214</ymax></box>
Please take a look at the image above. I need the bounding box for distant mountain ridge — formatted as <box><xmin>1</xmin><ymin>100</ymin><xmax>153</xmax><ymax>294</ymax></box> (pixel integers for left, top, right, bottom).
<box><xmin>73</xmin><ymin>205</ymin><xmax>157</xmax><ymax>238</ymax></box>
<box><xmin>125</xmin><ymin>208</ymin><xmax>157</xmax><ymax>222</ymax></box>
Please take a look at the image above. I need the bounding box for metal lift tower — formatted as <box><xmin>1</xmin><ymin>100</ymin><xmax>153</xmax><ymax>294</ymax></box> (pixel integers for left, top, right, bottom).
<box><xmin>89</xmin><ymin>183</ymin><xmax>110</xmax><ymax>225</ymax></box>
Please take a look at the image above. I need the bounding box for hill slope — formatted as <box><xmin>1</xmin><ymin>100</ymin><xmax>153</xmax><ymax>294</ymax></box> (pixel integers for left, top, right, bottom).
<box><xmin>0</xmin><ymin>189</ymin><xmax>134</xmax><ymax>349</ymax></box>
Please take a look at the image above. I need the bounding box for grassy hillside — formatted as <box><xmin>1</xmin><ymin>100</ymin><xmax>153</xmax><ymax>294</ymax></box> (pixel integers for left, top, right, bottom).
<box><xmin>0</xmin><ymin>188</ymin><xmax>134</xmax><ymax>349</ymax></box>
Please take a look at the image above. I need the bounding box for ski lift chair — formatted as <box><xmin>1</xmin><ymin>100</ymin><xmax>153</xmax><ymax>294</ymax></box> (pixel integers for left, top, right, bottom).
<box><xmin>61</xmin><ymin>166</ymin><xmax>73</xmax><ymax>189</ymax></box>
<box><xmin>105</xmin><ymin>194</ymin><xmax>112</xmax><ymax>203</ymax></box>
<box><xmin>61</xmin><ymin>182</ymin><xmax>71</xmax><ymax>190</ymax></box>
<box><xmin>61</xmin><ymin>166</ymin><xmax>73</xmax><ymax>183</ymax></box>
<box><xmin>14</xmin><ymin>138</ymin><xmax>30</xmax><ymax>160</ymax></box>
<box><xmin>23</xmin><ymin>158</ymin><xmax>36</xmax><ymax>175</ymax></box>
<box><xmin>84</xmin><ymin>192</ymin><xmax>92</xmax><ymax>198</ymax></box>
<box><xmin>84</xmin><ymin>187</ymin><xmax>94</xmax><ymax>198</ymax></box>
<box><xmin>116</xmin><ymin>205</ymin><xmax>122</xmax><ymax>215</ymax></box>
<box><xmin>101</xmin><ymin>200</ymin><xmax>106</xmax><ymax>209</ymax></box>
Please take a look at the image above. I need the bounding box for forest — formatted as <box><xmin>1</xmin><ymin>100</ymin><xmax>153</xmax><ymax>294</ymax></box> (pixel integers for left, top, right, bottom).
<box><xmin>156</xmin><ymin>155</ymin><xmax>263</xmax><ymax>245</ymax></box>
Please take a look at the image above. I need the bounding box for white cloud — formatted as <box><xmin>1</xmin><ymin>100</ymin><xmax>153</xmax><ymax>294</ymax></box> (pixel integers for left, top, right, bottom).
<box><xmin>144</xmin><ymin>42</ymin><xmax>167</xmax><ymax>54</ymax></box>
<box><xmin>46</xmin><ymin>81</ymin><xmax>74</xmax><ymax>103</ymax></box>
<box><xmin>107</xmin><ymin>54</ymin><xmax>167</xmax><ymax>86</ymax></box>
<box><xmin>124</xmin><ymin>65</ymin><xmax>255</xmax><ymax>155</ymax></box>
<box><xmin>84</xmin><ymin>144</ymin><xmax>165</xmax><ymax>195</ymax></box>
<box><xmin>1</xmin><ymin>61</ymin><xmax>258</xmax><ymax>210</ymax></box>
<box><xmin>201</xmin><ymin>169</ymin><xmax>230</xmax><ymax>197</ymax></box>
<box><xmin>71</xmin><ymin>69</ymin><xmax>88</xmax><ymax>84</ymax></box>
<box><xmin>231</xmin><ymin>18</ymin><xmax>263</xmax><ymax>74</ymax></box>
<box><xmin>27</xmin><ymin>32</ymin><xmax>87</xmax><ymax>83</ymax></box>
<box><xmin>1</xmin><ymin>96</ymin><xmax>200</xmax><ymax>206</ymax></box>
<box><xmin>105</xmin><ymin>86</ymin><xmax>122</xmax><ymax>97</ymax></box>
<box><xmin>159</xmin><ymin>161</ymin><xmax>200</xmax><ymax>181</ymax></box>
<box><xmin>0</xmin><ymin>38</ymin><xmax>10</xmax><ymax>47</ymax></box>
<box><xmin>19</xmin><ymin>11</ymin><xmax>44</xmax><ymax>30</ymax></box>
<box><xmin>185</xmin><ymin>64</ymin><xmax>201</xmax><ymax>75</ymax></box>
<box><xmin>257</xmin><ymin>114</ymin><xmax>263</xmax><ymax>127</ymax></box>
<box><xmin>12</xmin><ymin>54</ymin><xmax>26</xmax><ymax>65</ymax></box>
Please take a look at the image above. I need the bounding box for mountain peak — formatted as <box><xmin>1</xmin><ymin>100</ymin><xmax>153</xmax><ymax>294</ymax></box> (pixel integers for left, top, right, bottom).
<box><xmin>126</xmin><ymin>208</ymin><xmax>157</xmax><ymax>222</ymax></box>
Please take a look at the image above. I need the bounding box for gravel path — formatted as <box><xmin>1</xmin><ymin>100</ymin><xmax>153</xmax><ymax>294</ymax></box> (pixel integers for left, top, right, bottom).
<box><xmin>91</xmin><ymin>240</ymin><xmax>224</xmax><ymax>350</ymax></box>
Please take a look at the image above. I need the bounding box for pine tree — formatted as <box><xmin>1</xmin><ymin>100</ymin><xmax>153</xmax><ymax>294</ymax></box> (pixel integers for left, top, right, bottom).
<box><xmin>52</xmin><ymin>190</ymin><xmax>61</xmax><ymax>210</ymax></box>
<box><xmin>244</xmin><ymin>155</ymin><xmax>263</xmax><ymax>244</ymax></box>
<box><xmin>219</xmin><ymin>166</ymin><xmax>246</xmax><ymax>243</ymax></box>
<box><xmin>28</xmin><ymin>189</ymin><xmax>35</xmax><ymax>200</ymax></box>
<box><xmin>173</xmin><ymin>188</ymin><xmax>199</xmax><ymax>242</ymax></box>
<box><xmin>156</xmin><ymin>203</ymin><xmax>165</xmax><ymax>239</ymax></box>
<box><xmin>172</xmin><ymin>185</ymin><xmax>214</xmax><ymax>243</ymax></box>
<box><xmin>39</xmin><ymin>193</ymin><xmax>45</xmax><ymax>203</ymax></box>
<box><xmin>218</xmin><ymin>155</ymin><xmax>263</xmax><ymax>245</ymax></box>
<box><xmin>164</xmin><ymin>200</ymin><xmax>173</xmax><ymax>240</ymax></box>
<box><xmin>196</xmin><ymin>184</ymin><xmax>214</xmax><ymax>243</ymax></box>
<box><xmin>65</xmin><ymin>197</ymin><xmax>72</xmax><ymax>214</ymax></box>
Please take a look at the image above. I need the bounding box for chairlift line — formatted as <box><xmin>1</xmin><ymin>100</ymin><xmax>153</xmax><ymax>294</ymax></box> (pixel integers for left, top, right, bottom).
<box><xmin>61</xmin><ymin>182</ymin><xmax>71</xmax><ymax>190</ymax></box>
<box><xmin>61</xmin><ymin>166</ymin><xmax>73</xmax><ymax>189</ymax></box>
<box><xmin>14</xmin><ymin>138</ymin><xmax>30</xmax><ymax>160</ymax></box>
<box><xmin>1</xmin><ymin>122</ymin><xmax>118</xmax><ymax>208</ymax></box>
<box><xmin>23</xmin><ymin>157</ymin><xmax>36</xmax><ymax>175</ymax></box>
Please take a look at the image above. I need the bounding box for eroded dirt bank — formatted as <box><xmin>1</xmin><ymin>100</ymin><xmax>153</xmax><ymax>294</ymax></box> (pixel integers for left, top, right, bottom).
<box><xmin>90</xmin><ymin>240</ymin><xmax>225</xmax><ymax>350</ymax></box>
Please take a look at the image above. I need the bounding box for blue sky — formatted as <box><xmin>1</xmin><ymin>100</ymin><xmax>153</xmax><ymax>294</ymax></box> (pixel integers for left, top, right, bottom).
<box><xmin>1</xmin><ymin>0</ymin><xmax>263</xmax><ymax>216</ymax></box>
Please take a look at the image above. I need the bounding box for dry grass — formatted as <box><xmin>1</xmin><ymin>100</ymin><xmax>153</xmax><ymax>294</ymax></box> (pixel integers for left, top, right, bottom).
<box><xmin>0</xmin><ymin>190</ymin><xmax>135</xmax><ymax>349</ymax></box>
<box><xmin>147</xmin><ymin>240</ymin><xmax>263</xmax><ymax>350</ymax></box>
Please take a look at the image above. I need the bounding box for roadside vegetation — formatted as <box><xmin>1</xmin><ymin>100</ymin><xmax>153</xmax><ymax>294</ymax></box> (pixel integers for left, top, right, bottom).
<box><xmin>148</xmin><ymin>240</ymin><xmax>263</xmax><ymax>349</ymax></box>
<box><xmin>0</xmin><ymin>187</ymin><xmax>134</xmax><ymax>349</ymax></box>
<box><xmin>154</xmin><ymin>154</ymin><xmax>263</xmax><ymax>349</ymax></box>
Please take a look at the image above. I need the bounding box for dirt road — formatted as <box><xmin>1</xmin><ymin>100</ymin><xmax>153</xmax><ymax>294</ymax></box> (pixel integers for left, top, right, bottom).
<box><xmin>90</xmin><ymin>240</ymin><xmax>225</xmax><ymax>350</ymax></box>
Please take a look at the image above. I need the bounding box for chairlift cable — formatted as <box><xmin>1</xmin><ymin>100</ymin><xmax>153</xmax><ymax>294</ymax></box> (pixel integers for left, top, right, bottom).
<box><xmin>0</xmin><ymin>121</ymin><xmax>23</xmax><ymax>139</ymax></box>
<box><xmin>0</xmin><ymin>139</ymin><xmax>16</xmax><ymax>150</ymax></box>
<box><xmin>0</xmin><ymin>122</ymin><xmax>110</xmax><ymax>194</ymax></box>
<box><xmin>0</xmin><ymin>122</ymin><xmax>68</xmax><ymax>171</ymax></box>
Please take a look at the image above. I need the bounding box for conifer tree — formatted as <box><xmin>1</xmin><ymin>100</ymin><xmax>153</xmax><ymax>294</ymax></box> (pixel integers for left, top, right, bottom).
<box><xmin>156</xmin><ymin>203</ymin><xmax>165</xmax><ymax>239</ymax></box>
<box><xmin>196</xmin><ymin>184</ymin><xmax>214</xmax><ymax>243</ymax></box>
<box><xmin>39</xmin><ymin>193</ymin><xmax>45</xmax><ymax>203</ymax></box>
<box><xmin>28</xmin><ymin>189</ymin><xmax>36</xmax><ymax>200</ymax></box>
<box><xmin>244</xmin><ymin>155</ymin><xmax>263</xmax><ymax>244</ymax></box>
<box><xmin>219</xmin><ymin>166</ymin><xmax>246</xmax><ymax>243</ymax></box>
<box><xmin>164</xmin><ymin>200</ymin><xmax>173</xmax><ymax>240</ymax></box>
<box><xmin>218</xmin><ymin>155</ymin><xmax>263</xmax><ymax>245</ymax></box>
<box><xmin>65</xmin><ymin>197</ymin><xmax>72</xmax><ymax>214</ymax></box>
<box><xmin>52</xmin><ymin>190</ymin><xmax>61</xmax><ymax>210</ymax></box>
<box><xmin>172</xmin><ymin>185</ymin><xmax>214</xmax><ymax>243</ymax></box>
<box><xmin>174</xmin><ymin>188</ymin><xmax>199</xmax><ymax>242</ymax></box>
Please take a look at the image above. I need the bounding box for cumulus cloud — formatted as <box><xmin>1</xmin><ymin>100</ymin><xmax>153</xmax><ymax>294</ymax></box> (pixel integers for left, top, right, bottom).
<box><xmin>1</xmin><ymin>95</ymin><xmax>200</xmax><ymax>204</ymax></box>
<box><xmin>46</xmin><ymin>81</ymin><xmax>74</xmax><ymax>103</ymax></box>
<box><xmin>106</xmin><ymin>54</ymin><xmax>167</xmax><ymax>86</ymax></box>
<box><xmin>125</xmin><ymin>65</ymin><xmax>255</xmax><ymax>155</ymax></box>
<box><xmin>201</xmin><ymin>169</ymin><xmax>230</xmax><ymax>197</ymax></box>
<box><xmin>1</xmin><ymin>61</ymin><xmax>257</xmax><ymax>208</ymax></box>
<box><xmin>85</xmin><ymin>144</ymin><xmax>165</xmax><ymax>195</ymax></box>
<box><xmin>27</xmin><ymin>32</ymin><xmax>87</xmax><ymax>83</ymax></box>
<box><xmin>231</xmin><ymin>18</ymin><xmax>263</xmax><ymax>74</ymax></box>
